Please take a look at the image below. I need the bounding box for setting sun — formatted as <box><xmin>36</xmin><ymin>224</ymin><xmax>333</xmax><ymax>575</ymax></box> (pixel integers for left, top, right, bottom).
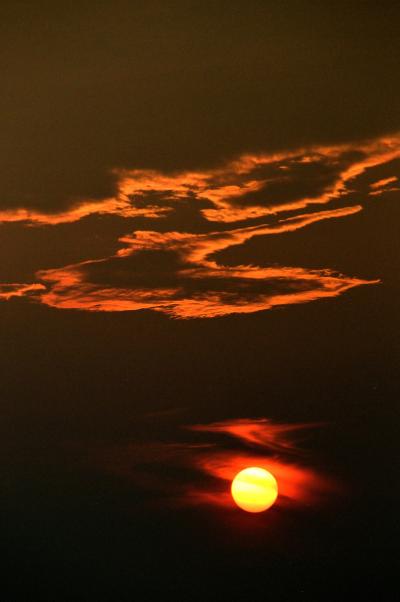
<box><xmin>231</xmin><ymin>467</ymin><xmax>278</xmax><ymax>513</ymax></box>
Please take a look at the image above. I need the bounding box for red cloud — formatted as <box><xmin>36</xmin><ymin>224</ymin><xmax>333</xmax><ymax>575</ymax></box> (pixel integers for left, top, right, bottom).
<box><xmin>188</xmin><ymin>418</ymin><xmax>321</xmax><ymax>453</ymax></box>
<box><xmin>91</xmin><ymin>417</ymin><xmax>338</xmax><ymax>512</ymax></box>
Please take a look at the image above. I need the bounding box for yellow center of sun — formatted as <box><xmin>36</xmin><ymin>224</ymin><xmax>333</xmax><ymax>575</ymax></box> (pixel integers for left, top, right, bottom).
<box><xmin>231</xmin><ymin>467</ymin><xmax>278</xmax><ymax>513</ymax></box>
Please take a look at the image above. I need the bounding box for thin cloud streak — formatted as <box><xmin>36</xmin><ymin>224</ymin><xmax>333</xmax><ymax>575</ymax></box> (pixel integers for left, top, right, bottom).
<box><xmin>0</xmin><ymin>194</ymin><xmax>171</xmax><ymax>226</ymax></box>
<box><xmin>188</xmin><ymin>418</ymin><xmax>323</xmax><ymax>454</ymax></box>
<box><xmin>0</xmin><ymin>283</ymin><xmax>45</xmax><ymax>300</ymax></box>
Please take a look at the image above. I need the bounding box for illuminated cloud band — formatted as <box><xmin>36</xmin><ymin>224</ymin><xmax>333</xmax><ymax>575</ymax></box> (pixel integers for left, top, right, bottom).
<box><xmin>1</xmin><ymin>132</ymin><xmax>398</xmax><ymax>317</ymax></box>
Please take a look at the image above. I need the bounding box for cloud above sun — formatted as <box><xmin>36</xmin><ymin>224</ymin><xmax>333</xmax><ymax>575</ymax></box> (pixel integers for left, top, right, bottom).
<box><xmin>1</xmin><ymin>132</ymin><xmax>399</xmax><ymax>318</ymax></box>
<box><xmin>33</xmin><ymin>205</ymin><xmax>374</xmax><ymax>318</ymax></box>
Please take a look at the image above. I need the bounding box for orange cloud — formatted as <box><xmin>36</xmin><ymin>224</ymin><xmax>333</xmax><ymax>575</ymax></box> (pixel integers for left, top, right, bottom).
<box><xmin>370</xmin><ymin>176</ymin><xmax>398</xmax><ymax>190</ymax></box>
<box><xmin>27</xmin><ymin>204</ymin><xmax>375</xmax><ymax>318</ymax></box>
<box><xmin>368</xmin><ymin>176</ymin><xmax>399</xmax><ymax>197</ymax></box>
<box><xmin>3</xmin><ymin>132</ymin><xmax>397</xmax><ymax>318</ymax></box>
<box><xmin>1</xmin><ymin>132</ymin><xmax>399</xmax><ymax>226</ymax></box>
<box><xmin>117</xmin><ymin>204</ymin><xmax>363</xmax><ymax>264</ymax></box>
<box><xmin>188</xmin><ymin>418</ymin><xmax>322</xmax><ymax>453</ymax></box>
<box><xmin>116</xmin><ymin>133</ymin><xmax>400</xmax><ymax>224</ymax></box>
<box><xmin>0</xmin><ymin>283</ymin><xmax>45</xmax><ymax>300</ymax></box>
<box><xmin>0</xmin><ymin>195</ymin><xmax>171</xmax><ymax>226</ymax></box>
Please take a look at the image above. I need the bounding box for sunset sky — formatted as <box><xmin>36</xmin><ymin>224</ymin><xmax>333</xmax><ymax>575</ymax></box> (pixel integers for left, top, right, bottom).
<box><xmin>2</xmin><ymin>2</ymin><xmax>400</xmax><ymax>600</ymax></box>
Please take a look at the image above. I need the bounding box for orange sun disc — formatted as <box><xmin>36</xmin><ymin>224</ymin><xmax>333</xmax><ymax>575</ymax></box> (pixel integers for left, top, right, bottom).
<box><xmin>231</xmin><ymin>467</ymin><xmax>278</xmax><ymax>513</ymax></box>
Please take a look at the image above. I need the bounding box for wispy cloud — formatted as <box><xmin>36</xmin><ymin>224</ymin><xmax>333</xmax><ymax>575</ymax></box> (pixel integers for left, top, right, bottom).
<box><xmin>91</xmin><ymin>417</ymin><xmax>336</xmax><ymax>512</ymax></box>
<box><xmin>188</xmin><ymin>418</ymin><xmax>322</xmax><ymax>453</ymax></box>
<box><xmin>0</xmin><ymin>282</ymin><xmax>45</xmax><ymax>300</ymax></box>
<box><xmin>369</xmin><ymin>176</ymin><xmax>399</xmax><ymax>197</ymax></box>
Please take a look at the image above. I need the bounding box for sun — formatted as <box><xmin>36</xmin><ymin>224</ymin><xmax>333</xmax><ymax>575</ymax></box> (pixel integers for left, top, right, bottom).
<box><xmin>231</xmin><ymin>467</ymin><xmax>278</xmax><ymax>513</ymax></box>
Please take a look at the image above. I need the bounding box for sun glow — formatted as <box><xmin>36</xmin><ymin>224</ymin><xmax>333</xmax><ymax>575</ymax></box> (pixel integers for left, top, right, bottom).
<box><xmin>231</xmin><ymin>467</ymin><xmax>278</xmax><ymax>513</ymax></box>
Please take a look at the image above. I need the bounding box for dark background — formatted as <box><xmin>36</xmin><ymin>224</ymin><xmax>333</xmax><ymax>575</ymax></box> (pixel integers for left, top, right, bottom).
<box><xmin>1</xmin><ymin>2</ymin><xmax>400</xmax><ymax>600</ymax></box>
<box><xmin>2</xmin><ymin>0</ymin><xmax>400</xmax><ymax>212</ymax></box>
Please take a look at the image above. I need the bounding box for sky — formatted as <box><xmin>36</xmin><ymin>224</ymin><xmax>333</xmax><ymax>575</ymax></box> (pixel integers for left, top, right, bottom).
<box><xmin>1</xmin><ymin>2</ymin><xmax>400</xmax><ymax>600</ymax></box>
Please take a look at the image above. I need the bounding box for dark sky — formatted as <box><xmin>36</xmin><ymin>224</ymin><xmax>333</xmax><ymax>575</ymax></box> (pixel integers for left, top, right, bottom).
<box><xmin>1</xmin><ymin>2</ymin><xmax>400</xmax><ymax>600</ymax></box>
<box><xmin>2</xmin><ymin>0</ymin><xmax>400</xmax><ymax>211</ymax></box>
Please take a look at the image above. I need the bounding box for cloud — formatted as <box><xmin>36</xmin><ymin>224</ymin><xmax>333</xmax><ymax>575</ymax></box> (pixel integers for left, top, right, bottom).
<box><xmin>188</xmin><ymin>418</ymin><xmax>322</xmax><ymax>453</ymax></box>
<box><xmin>0</xmin><ymin>282</ymin><xmax>45</xmax><ymax>300</ymax></box>
<box><xmin>1</xmin><ymin>132</ymin><xmax>400</xmax><ymax>227</ymax></box>
<box><xmin>90</xmin><ymin>417</ymin><xmax>336</xmax><ymax>511</ymax></box>
<box><xmin>3</xmin><ymin>132</ymin><xmax>399</xmax><ymax>318</ymax></box>
<box><xmin>0</xmin><ymin>190</ymin><xmax>171</xmax><ymax>226</ymax></box>
<box><xmin>24</xmin><ymin>204</ymin><xmax>374</xmax><ymax>318</ymax></box>
<box><xmin>369</xmin><ymin>176</ymin><xmax>400</xmax><ymax>197</ymax></box>
<box><xmin>186</xmin><ymin>452</ymin><xmax>332</xmax><ymax>509</ymax></box>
